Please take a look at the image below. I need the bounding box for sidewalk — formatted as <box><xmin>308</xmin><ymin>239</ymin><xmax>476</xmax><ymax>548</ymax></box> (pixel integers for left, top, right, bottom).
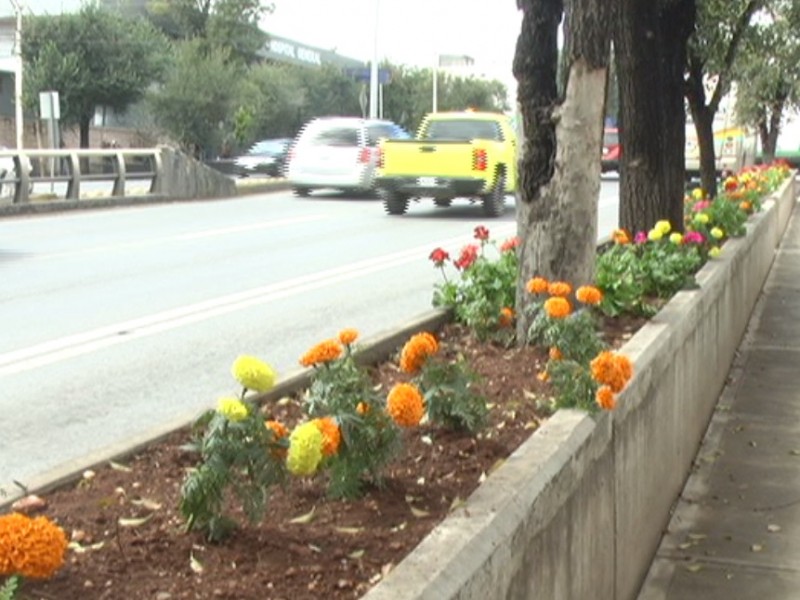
<box><xmin>638</xmin><ymin>195</ymin><xmax>800</xmax><ymax>598</ymax></box>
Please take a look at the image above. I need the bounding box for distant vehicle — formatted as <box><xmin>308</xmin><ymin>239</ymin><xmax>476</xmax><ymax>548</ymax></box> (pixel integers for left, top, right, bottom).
<box><xmin>285</xmin><ymin>117</ymin><xmax>410</xmax><ymax>197</ymax></box>
<box><xmin>601</xmin><ymin>127</ymin><xmax>621</xmax><ymax>173</ymax></box>
<box><xmin>685</xmin><ymin>123</ymin><xmax>757</xmax><ymax>178</ymax></box>
<box><xmin>374</xmin><ymin>110</ymin><xmax>517</xmax><ymax>217</ymax></box>
<box><xmin>233</xmin><ymin>138</ymin><xmax>291</xmax><ymax>178</ymax></box>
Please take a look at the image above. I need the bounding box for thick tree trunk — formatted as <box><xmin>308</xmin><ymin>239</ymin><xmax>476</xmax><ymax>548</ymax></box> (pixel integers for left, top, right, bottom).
<box><xmin>686</xmin><ymin>58</ymin><xmax>718</xmax><ymax>197</ymax></box>
<box><xmin>79</xmin><ymin>117</ymin><xmax>91</xmax><ymax>149</ymax></box>
<box><xmin>513</xmin><ymin>0</ymin><xmax>611</xmax><ymax>339</ymax></box>
<box><xmin>616</xmin><ymin>0</ymin><xmax>695</xmax><ymax>233</ymax></box>
<box><xmin>758</xmin><ymin>99</ymin><xmax>785</xmax><ymax>163</ymax></box>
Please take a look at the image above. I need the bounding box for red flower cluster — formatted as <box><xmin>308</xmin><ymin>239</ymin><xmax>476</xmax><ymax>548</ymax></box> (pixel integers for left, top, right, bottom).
<box><xmin>454</xmin><ymin>244</ymin><xmax>479</xmax><ymax>270</ymax></box>
<box><xmin>473</xmin><ymin>225</ymin><xmax>490</xmax><ymax>241</ymax></box>
<box><xmin>429</xmin><ymin>247</ymin><xmax>449</xmax><ymax>267</ymax></box>
<box><xmin>500</xmin><ymin>236</ymin><xmax>520</xmax><ymax>252</ymax></box>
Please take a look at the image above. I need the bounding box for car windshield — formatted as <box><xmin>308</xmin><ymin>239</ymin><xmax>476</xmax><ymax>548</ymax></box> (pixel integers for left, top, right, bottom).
<box><xmin>310</xmin><ymin>127</ymin><xmax>360</xmax><ymax>147</ymax></box>
<box><xmin>249</xmin><ymin>140</ymin><xmax>288</xmax><ymax>155</ymax></box>
<box><xmin>422</xmin><ymin>119</ymin><xmax>502</xmax><ymax>141</ymax></box>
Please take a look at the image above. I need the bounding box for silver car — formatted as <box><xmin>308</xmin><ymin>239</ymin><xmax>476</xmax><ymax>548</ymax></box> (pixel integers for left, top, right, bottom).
<box><xmin>285</xmin><ymin>117</ymin><xmax>409</xmax><ymax>197</ymax></box>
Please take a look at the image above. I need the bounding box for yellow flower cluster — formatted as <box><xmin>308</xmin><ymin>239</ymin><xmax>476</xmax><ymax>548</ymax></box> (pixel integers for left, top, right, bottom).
<box><xmin>299</xmin><ymin>339</ymin><xmax>343</xmax><ymax>367</ymax></box>
<box><xmin>0</xmin><ymin>513</ymin><xmax>67</xmax><ymax>579</ymax></box>
<box><xmin>386</xmin><ymin>383</ymin><xmax>425</xmax><ymax>427</ymax></box>
<box><xmin>217</xmin><ymin>397</ymin><xmax>248</xmax><ymax>421</ymax></box>
<box><xmin>590</xmin><ymin>351</ymin><xmax>634</xmax><ymax>411</ymax></box>
<box><xmin>647</xmin><ymin>220</ymin><xmax>672</xmax><ymax>241</ymax></box>
<box><xmin>313</xmin><ymin>416</ymin><xmax>341</xmax><ymax>457</ymax></box>
<box><xmin>286</xmin><ymin>421</ymin><xmax>324</xmax><ymax>476</ymax></box>
<box><xmin>399</xmin><ymin>332</ymin><xmax>439</xmax><ymax>374</ymax></box>
<box><xmin>231</xmin><ymin>355</ymin><xmax>277</xmax><ymax>393</ymax></box>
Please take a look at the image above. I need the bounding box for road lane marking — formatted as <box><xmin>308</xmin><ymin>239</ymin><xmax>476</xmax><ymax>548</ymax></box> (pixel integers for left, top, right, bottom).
<box><xmin>0</xmin><ymin>224</ymin><xmax>516</xmax><ymax>376</ymax></box>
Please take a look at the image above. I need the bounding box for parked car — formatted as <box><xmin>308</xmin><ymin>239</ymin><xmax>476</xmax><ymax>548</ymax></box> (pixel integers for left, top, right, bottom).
<box><xmin>285</xmin><ymin>117</ymin><xmax>410</xmax><ymax>197</ymax></box>
<box><xmin>601</xmin><ymin>127</ymin><xmax>621</xmax><ymax>173</ymax></box>
<box><xmin>233</xmin><ymin>138</ymin><xmax>291</xmax><ymax>178</ymax></box>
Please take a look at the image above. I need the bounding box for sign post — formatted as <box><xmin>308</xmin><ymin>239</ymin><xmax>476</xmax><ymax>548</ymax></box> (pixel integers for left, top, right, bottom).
<box><xmin>39</xmin><ymin>91</ymin><xmax>60</xmax><ymax>190</ymax></box>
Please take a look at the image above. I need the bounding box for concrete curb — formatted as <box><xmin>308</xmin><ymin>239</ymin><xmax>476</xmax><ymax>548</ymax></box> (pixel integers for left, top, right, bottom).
<box><xmin>0</xmin><ymin>308</ymin><xmax>450</xmax><ymax>509</ymax></box>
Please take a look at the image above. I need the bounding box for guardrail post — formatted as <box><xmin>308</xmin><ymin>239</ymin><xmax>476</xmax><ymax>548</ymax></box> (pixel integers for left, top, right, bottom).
<box><xmin>112</xmin><ymin>152</ymin><xmax>126</xmax><ymax>197</ymax></box>
<box><xmin>65</xmin><ymin>153</ymin><xmax>81</xmax><ymax>200</ymax></box>
<box><xmin>13</xmin><ymin>154</ymin><xmax>31</xmax><ymax>204</ymax></box>
<box><xmin>150</xmin><ymin>148</ymin><xmax>163</xmax><ymax>194</ymax></box>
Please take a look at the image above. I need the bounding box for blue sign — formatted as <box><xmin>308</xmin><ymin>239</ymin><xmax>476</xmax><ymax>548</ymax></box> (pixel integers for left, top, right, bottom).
<box><xmin>345</xmin><ymin>67</ymin><xmax>392</xmax><ymax>85</ymax></box>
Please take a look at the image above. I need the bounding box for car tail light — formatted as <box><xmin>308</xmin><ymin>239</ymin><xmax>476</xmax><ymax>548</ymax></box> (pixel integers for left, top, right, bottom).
<box><xmin>358</xmin><ymin>147</ymin><xmax>371</xmax><ymax>164</ymax></box>
<box><xmin>473</xmin><ymin>148</ymin><xmax>487</xmax><ymax>171</ymax></box>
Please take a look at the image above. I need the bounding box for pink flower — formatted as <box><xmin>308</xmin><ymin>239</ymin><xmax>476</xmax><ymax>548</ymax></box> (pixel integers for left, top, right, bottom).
<box><xmin>454</xmin><ymin>244</ymin><xmax>479</xmax><ymax>270</ymax></box>
<box><xmin>429</xmin><ymin>247</ymin><xmax>449</xmax><ymax>267</ymax></box>
<box><xmin>683</xmin><ymin>231</ymin><xmax>705</xmax><ymax>244</ymax></box>
<box><xmin>634</xmin><ymin>231</ymin><xmax>648</xmax><ymax>244</ymax></box>
<box><xmin>473</xmin><ymin>226</ymin><xmax>490</xmax><ymax>241</ymax></box>
<box><xmin>500</xmin><ymin>236</ymin><xmax>520</xmax><ymax>252</ymax></box>
<box><xmin>692</xmin><ymin>201</ymin><xmax>711</xmax><ymax>212</ymax></box>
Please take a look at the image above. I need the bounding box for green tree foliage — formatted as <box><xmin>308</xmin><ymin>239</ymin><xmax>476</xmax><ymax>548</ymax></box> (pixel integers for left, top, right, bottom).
<box><xmin>147</xmin><ymin>40</ymin><xmax>243</xmax><ymax>157</ymax></box>
<box><xmin>22</xmin><ymin>2</ymin><xmax>169</xmax><ymax>147</ymax></box>
<box><xmin>685</xmin><ymin>0</ymin><xmax>766</xmax><ymax>197</ymax></box>
<box><xmin>144</xmin><ymin>0</ymin><xmax>271</xmax><ymax>64</ymax></box>
<box><xmin>733</xmin><ymin>1</ymin><xmax>800</xmax><ymax>160</ymax></box>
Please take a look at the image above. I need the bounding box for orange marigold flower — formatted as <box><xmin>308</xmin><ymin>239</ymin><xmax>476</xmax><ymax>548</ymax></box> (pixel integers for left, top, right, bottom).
<box><xmin>547</xmin><ymin>281</ymin><xmax>572</xmax><ymax>297</ymax></box>
<box><xmin>356</xmin><ymin>401</ymin><xmax>370</xmax><ymax>415</ymax></box>
<box><xmin>299</xmin><ymin>339</ymin><xmax>343</xmax><ymax>367</ymax></box>
<box><xmin>596</xmin><ymin>386</ymin><xmax>616</xmax><ymax>410</ymax></box>
<box><xmin>386</xmin><ymin>383</ymin><xmax>425</xmax><ymax>427</ymax></box>
<box><xmin>549</xmin><ymin>347</ymin><xmax>563</xmax><ymax>361</ymax></box>
<box><xmin>739</xmin><ymin>201</ymin><xmax>752</xmax><ymax>212</ymax></box>
<box><xmin>338</xmin><ymin>328</ymin><xmax>359</xmax><ymax>346</ymax></box>
<box><xmin>544</xmin><ymin>297</ymin><xmax>572</xmax><ymax>319</ymax></box>
<box><xmin>613</xmin><ymin>229</ymin><xmax>631</xmax><ymax>245</ymax></box>
<box><xmin>0</xmin><ymin>512</ymin><xmax>67</xmax><ymax>579</ymax></box>
<box><xmin>590</xmin><ymin>351</ymin><xmax>633</xmax><ymax>393</ymax></box>
<box><xmin>313</xmin><ymin>416</ymin><xmax>341</xmax><ymax>456</ymax></box>
<box><xmin>498</xmin><ymin>307</ymin><xmax>515</xmax><ymax>328</ymax></box>
<box><xmin>576</xmin><ymin>285</ymin><xmax>603</xmax><ymax>305</ymax></box>
<box><xmin>537</xmin><ymin>370</ymin><xmax>550</xmax><ymax>382</ymax></box>
<box><xmin>265</xmin><ymin>420</ymin><xmax>288</xmax><ymax>440</ymax></box>
<box><xmin>590</xmin><ymin>351</ymin><xmax>615</xmax><ymax>383</ymax></box>
<box><xmin>526</xmin><ymin>276</ymin><xmax>549</xmax><ymax>295</ymax></box>
<box><xmin>614</xmin><ymin>354</ymin><xmax>634</xmax><ymax>382</ymax></box>
<box><xmin>399</xmin><ymin>331</ymin><xmax>439</xmax><ymax>373</ymax></box>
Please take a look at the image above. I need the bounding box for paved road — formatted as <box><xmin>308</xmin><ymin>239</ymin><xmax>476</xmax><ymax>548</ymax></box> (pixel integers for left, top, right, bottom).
<box><xmin>0</xmin><ymin>182</ymin><xmax>619</xmax><ymax>492</ymax></box>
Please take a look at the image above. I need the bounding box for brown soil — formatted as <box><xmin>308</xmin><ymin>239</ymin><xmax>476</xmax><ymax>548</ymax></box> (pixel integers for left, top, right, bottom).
<box><xmin>9</xmin><ymin>317</ymin><xmax>646</xmax><ymax>600</ymax></box>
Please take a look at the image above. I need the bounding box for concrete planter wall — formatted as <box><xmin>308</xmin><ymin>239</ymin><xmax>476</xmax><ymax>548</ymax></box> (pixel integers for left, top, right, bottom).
<box><xmin>363</xmin><ymin>175</ymin><xmax>797</xmax><ymax>600</ymax></box>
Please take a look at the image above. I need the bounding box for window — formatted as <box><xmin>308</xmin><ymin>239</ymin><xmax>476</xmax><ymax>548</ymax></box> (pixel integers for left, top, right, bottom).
<box><xmin>366</xmin><ymin>124</ymin><xmax>409</xmax><ymax>146</ymax></box>
<box><xmin>423</xmin><ymin>119</ymin><xmax>502</xmax><ymax>142</ymax></box>
<box><xmin>313</xmin><ymin>127</ymin><xmax>359</xmax><ymax>147</ymax></box>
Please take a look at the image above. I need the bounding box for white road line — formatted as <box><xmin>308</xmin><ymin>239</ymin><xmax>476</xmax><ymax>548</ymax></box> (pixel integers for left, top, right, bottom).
<box><xmin>0</xmin><ymin>224</ymin><xmax>515</xmax><ymax>375</ymax></box>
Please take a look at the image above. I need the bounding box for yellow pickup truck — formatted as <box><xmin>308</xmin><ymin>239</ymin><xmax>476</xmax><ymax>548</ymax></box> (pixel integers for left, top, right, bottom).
<box><xmin>374</xmin><ymin>111</ymin><xmax>517</xmax><ymax>217</ymax></box>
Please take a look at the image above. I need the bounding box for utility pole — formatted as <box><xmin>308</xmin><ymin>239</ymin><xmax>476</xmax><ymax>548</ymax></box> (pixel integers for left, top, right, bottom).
<box><xmin>9</xmin><ymin>0</ymin><xmax>23</xmax><ymax>149</ymax></box>
<box><xmin>369</xmin><ymin>0</ymin><xmax>379</xmax><ymax>119</ymax></box>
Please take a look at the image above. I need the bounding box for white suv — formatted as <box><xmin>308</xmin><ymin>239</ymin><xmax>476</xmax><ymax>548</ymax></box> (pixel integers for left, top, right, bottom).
<box><xmin>285</xmin><ymin>117</ymin><xmax>409</xmax><ymax>197</ymax></box>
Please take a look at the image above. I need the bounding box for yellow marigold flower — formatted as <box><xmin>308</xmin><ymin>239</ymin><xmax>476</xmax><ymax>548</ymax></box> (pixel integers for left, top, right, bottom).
<box><xmin>399</xmin><ymin>332</ymin><xmax>439</xmax><ymax>374</ymax></box>
<box><xmin>647</xmin><ymin>228</ymin><xmax>663</xmax><ymax>242</ymax></box>
<box><xmin>526</xmin><ymin>276</ymin><xmax>549</xmax><ymax>295</ymax></box>
<box><xmin>612</xmin><ymin>229</ymin><xmax>631</xmax><ymax>245</ymax></box>
<box><xmin>498</xmin><ymin>307</ymin><xmax>515</xmax><ymax>328</ymax></box>
<box><xmin>691</xmin><ymin>187</ymin><xmax>704</xmax><ymax>201</ymax></box>
<box><xmin>356</xmin><ymin>401</ymin><xmax>370</xmax><ymax>415</ymax></box>
<box><xmin>549</xmin><ymin>347</ymin><xmax>563</xmax><ymax>361</ymax></box>
<box><xmin>231</xmin><ymin>355</ymin><xmax>277</xmax><ymax>393</ymax></box>
<box><xmin>386</xmin><ymin>383</ymin><xmax>425</xmax><ymax>427</ymax></box>
<box><xmin>217</xmin><ymin>397</ymin><xmax>248</xmax><ymax>421</ymax></box>
<box><xmin>669</xmin><ymin>233</ymin><xmax>683</xmax><ymax>245</ymax></box>
<box><xmin>543</xmin><ymin>297</ymin><xmax>572</xmax><ymax>319</ymax></box>
<box><xmin>338</xmin><ymin>328</ymin><xmax>359</xmax><ymax>346</ymax></box>
<box><xmin>693</xmin><ymin>213</ymin><xmax>710</xmax><ymax>225</ymax></box>
<box><xmin>313</xmin><ymin>416</ymin><xmax>341</xmax><ymax>457</ymax></box>
<box><xmin>286</xmin><ymin>422</ymin><xmax>324</xmax><ymax>476</ymax></box>
<box><xmin>710</xmin><ymin>227</ymin><xmax>724</xmax><ymax>239</ymax></box>
<box><xmin>299</xmin><ymin>339</ymin><xmax>343</xmax><ymax>367</ymax></box>
<box><xmin>575</xmin><ymin>285</ymin><xmax>603</xmax><ymax>306</ymax></box>
<box><xmin>709</xmin><ymin>246</ymin><xmax>721</xmax><ymax>258</ymax></box>
<box><xmin>0</xmin><ymin>513</ymin><xmax>67</xmax><ymax>579</ymax></box>
<box><xmin>596</xmin><ymin>386</ymin><xmax>616</xmax><ymax>411</ymax></box>
<box><xmin>547</xmin><ymin>281</ymin><xmax>572</xmax><ymax>297</ymax></box>
<box><xmin>655</xmin><ymin>220</ymin><xmax>671</xmax><ymax>235</ymax></box>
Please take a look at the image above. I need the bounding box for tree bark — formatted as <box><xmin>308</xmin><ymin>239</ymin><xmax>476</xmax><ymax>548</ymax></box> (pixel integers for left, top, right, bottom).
<box><xmin>615</xmin><ymin>0</ymin><xmax>694</xmax><ymax>234</ymax></box>
<box><xmin>513</xmin><ymin>0</ymin><xmax>611</xmax><ymax>339</ymax></box>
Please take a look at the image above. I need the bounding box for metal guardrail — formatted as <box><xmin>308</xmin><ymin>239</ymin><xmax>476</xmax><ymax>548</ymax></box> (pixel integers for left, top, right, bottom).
<box><xmin>1</xmin><ymin>148</ymin><xmax>162</xmax><ymax>204</ymax></box>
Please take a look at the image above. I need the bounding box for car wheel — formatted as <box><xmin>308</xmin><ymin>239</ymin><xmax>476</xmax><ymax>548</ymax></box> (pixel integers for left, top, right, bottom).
<box><xmin>292</xmin><ymin>186</ymin><xmax>311</xmax><ymax>197</ymax></box>
<box><xmin>482</xmin><ymin>170</ymin><xmax>506</xmax><ymax>218</ymax></box>
<box><xmin>382</xmin><ymin>190</ymin><xmax>409</xmax><ymax>215</ymax></box>
<box><xmin>433</xmin><ymin>198</ymin><xmax>453</xmax><ymax>208</ymax></box>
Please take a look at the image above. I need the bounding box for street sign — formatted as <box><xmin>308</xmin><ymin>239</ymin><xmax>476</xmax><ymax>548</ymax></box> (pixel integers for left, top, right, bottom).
<box><xmin>345</xmin><ymin>67</ymin><xmax>392</xmax><ymax>85</ymax></box>
<box><xmin>39</xmin><ymin>91</ymin><xmax>60</xmax><ymax>120</ymax></box>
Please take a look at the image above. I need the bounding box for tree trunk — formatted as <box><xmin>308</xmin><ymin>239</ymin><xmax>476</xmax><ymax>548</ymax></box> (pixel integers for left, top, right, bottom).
<box><xmin>79</xmin><ymin>117</ymin><xmax>91</xmax><ymax>149</ymax></box>
<box><xmin>616</xmin><ymin>0</ymin><xmax>695</xmax><ymax>233</ymax></box>
<box><xmin>690</xmin><ymin>103</ymin><xmax>717</xmax><ymax>196</ymax></box>
<box><xmin>513</xmin><ymin>0</ymin><xmax>611</xmax><ymax>340</ymax></box>
<box><xmin>758</xmin><ymin>99</ymin><xmax>785</xmax><ymax>163</ymax></box>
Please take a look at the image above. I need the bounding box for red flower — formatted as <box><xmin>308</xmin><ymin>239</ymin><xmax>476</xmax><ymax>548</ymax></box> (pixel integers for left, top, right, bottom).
<box><xmin>429</xmin><ymin>247</ymin><xmax>450</xmax><ymax>267</ymax></box>
<box><xmin>454</xmin><ymin>244</ymin><xmax>479</xmax><ymax>270</ymax></box>
<box><xmin>474</xmin><ymin>226</ymin><xmax>490</xmax><ymax>241</ymax></box>
<box><xmin>500</xmin><ymin>236</ymin><xmax>520</xmax><ymax>252</ymax></box>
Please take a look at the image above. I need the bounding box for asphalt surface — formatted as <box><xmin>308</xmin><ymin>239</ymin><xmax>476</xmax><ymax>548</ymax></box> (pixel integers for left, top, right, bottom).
<box><xmin>638</xmin><ymin>196</ymin><xmax>800</xmax><ymax>599</ymax></box>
